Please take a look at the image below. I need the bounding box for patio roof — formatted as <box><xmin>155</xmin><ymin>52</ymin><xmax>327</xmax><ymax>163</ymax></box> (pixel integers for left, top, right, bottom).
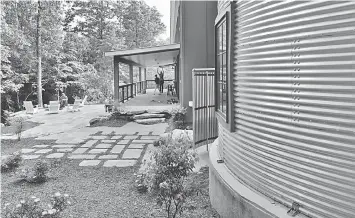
<box><xmin>104</xmin><ymin>44</ymin><xmax>180</xmax><ymax>67</ymax></box>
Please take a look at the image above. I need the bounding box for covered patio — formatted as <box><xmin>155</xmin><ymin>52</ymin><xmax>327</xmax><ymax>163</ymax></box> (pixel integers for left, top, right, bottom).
<box><xmin>105</xmin><ymin>44</ymin><xmax>180</xmax><ymax>103</ymax></box>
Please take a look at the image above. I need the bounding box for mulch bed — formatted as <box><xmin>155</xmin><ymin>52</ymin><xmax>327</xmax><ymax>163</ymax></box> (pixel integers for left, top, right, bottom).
<box><xmin>89</xmin><ymin>119</ymin><xmax>130</xmax><ymax>127</ymax></box>
<box><xmin>1</xmin><ymin>139</ymin><xmax>220</xmax><ymax>218</ymax></box>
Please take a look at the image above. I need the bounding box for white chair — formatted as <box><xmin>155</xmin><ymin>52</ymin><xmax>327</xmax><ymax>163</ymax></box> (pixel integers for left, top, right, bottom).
<box><xmin>48</xmin><ymin>101</ymin><xmax>60</xmax><ymax>114</ymax></box>
<box><xmin>67</xmin><ymin>99</ymin><xmax>81</xmax><ymax>112</ymax></box>
<box><xmin>79</xmin><ymin>96</ymin><xmax>87</xmax><ymax>107</ymax></box>
<box><xmin>23</xmin><ymin>101</ymin><xmax>38</xmax><ymax>114</ymax></box>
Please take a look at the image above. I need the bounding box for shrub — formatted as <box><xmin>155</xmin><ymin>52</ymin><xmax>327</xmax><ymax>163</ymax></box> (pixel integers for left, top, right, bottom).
<box><xmin>167</xmin><ymin>106</ymin><xmax>187</xmax><ymax>131</ymax></box>
<box><xmin>19</xmin><ymin>160</ymin><xmax>49</xmax><ymax>183</ymax></box>
<box><xmin>13</xmin><ymin>117</ymin><xmax>25</xmax><ymax>141</ymax></box>
<box><xmin>144</xmin><ymin>135</ymin><xmax>198</xmax><ymax>218</ymax></box>
<box><xmin>1</xmin><ymin>152</ymin><xmax>22</xmax><ymax>173</ymax></box>
<box><xmin>3</xmin><ymin>192</ymin><xmax>71</xmax><ymax>218</ymax></box>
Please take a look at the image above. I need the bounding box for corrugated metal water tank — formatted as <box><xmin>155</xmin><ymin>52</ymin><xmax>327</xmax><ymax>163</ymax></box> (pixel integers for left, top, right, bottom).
<box><xmin>217</xmin><ymin>1</ymin><xmax>355</xmax><ymax>218</ymax></box>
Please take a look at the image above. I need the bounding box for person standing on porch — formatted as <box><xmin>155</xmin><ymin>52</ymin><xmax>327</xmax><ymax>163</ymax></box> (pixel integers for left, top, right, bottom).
<box><xmin>154</xmin><ymin>74</ymin><xmax>160</xmax><ymax>95</ymax></box>
<box><xmin>158</xmin><ymin>66</ymin><xmax>165</xmax><ymax>93</ymax></box>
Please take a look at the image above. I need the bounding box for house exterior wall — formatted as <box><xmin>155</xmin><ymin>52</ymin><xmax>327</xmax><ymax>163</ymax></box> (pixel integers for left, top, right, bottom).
<box><xmin>211</xmin><ymin>1</ymin><xmax>355</xmax><ymax>218</ymax></box>
<box><xmin>178</xmin><ymin>0</ymin><xmax>217</xmax><ymax>121</ymax></box>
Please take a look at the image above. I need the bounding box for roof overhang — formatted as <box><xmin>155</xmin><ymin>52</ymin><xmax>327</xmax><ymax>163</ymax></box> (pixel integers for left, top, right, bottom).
<box><xmin>104</xmin><ymin>44</ymin><xmax>180</xmax><ymax>67</ymax></box>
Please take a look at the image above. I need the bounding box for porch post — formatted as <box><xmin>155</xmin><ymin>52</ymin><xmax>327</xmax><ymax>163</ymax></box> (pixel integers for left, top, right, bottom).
<box><xmin>144</xmin><ymin>68</ymin><xmax>147</xmax><ymax>93</ymax></box>
<box><xmin>138</xmin><ymin>67</ymin><xmax>142</xmax><ymax>93</ymax></box>
<box><xmin>113</xmin><ymin>56</ymin><xmax>120</xmax><ymax>102</ymax></box>
<box><xmin>129</xmin><ymin>64</ymin><xmax>134</xmax><ymax>98</ymax></box>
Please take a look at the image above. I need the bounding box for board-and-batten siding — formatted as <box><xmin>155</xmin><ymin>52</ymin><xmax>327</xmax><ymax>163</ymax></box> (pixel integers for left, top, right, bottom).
<box><xmin>218</xmin><ymin>1</ymin><xmax>355</xmax><ymax>218</ymax></box>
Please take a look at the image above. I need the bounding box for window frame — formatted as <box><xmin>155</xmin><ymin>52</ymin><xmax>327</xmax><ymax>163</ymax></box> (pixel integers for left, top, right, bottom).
<box><xmin>215</xmin><ymin>6</ymin><xmax>234</xmax><ymax>132</ymax></box>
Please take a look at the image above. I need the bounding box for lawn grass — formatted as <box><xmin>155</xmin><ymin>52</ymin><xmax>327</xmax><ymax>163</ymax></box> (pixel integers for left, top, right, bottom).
<box><xmin>1</xmin><ymin>139</ymin><xmax>220</xmax><ymax>218</ymax></box>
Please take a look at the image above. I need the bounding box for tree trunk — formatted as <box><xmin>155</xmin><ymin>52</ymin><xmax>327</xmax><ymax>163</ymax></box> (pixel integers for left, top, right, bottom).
<box><xmin>36</xmin><ymin>0</ymin><xmax>43</xmax><ymax>107</ymax></box>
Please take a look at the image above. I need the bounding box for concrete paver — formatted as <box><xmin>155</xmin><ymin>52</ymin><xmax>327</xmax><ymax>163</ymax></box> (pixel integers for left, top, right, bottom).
<box><xmin>96</xmin><ymin>144</ymin><xmax>113</xmax><ymax>149</ymax></box>
<box><xmin>101</xmin><ymin>140</ymin><xmax>116</xmax><ymax>143</ymax></box>
<box><xmin>116</xmin><ymin>140</ymin><xmax>130</xmax><ymax>144</ymax></box>
<box><xmin>79</xmin><ymin>160</ymin><xmax>101</xmax><ymax>166</ymax></box>
<box><xmin>111</xmin><ymin>136</ymin><xmax>123</xmax><ymax>140</ymax></box>
<box><xmin>21</xmin><ymin>149</ymin><xmax>36</xmax><ymax>154</ymax></box>
<box><xmin>98</xmin><ymin>155</ymin><xmax>118</xmax><ymax>159</ymax></box>
<box><xmin>68</xmin><ymin>155</ymin><xmax>97</xmax><ymax>159</ymax></box>
<box><xmin>110</xmin><ymin>145</ymin><xmax>125</xmax><ymax>154</ymax></box>
<box><xmin>46</xmin><ymin>153</ymin><xmax>65</xmax><ymax>158</ymax></box>
<box><xmin>72</xmin><ymin>148</ymin><xmax>88</xmax><ymax>154</ymax></box>
<box><xmin>81</xmin><ymin>140</ymin><xmax>98</xmax><ymax>148</ymax></box>
<box><xmin>128</xmin><ymin>144</ymin><xmax>145</xmax><ymax>149</ymax></box>
<box><xmin>35</xmin><ymin>149</ymin><xmax>52</xmax><ymax>154</ymax></box>
<box><xmin>57</xmin><ymin>148</ymin><xmax>74</xmax><ymax>152</ymax></box>
<box><xmin>122</xmin><ymin>149</ymin><xmax>143</xmax><ymax>159</ymax></box>
<box><xmin>88</xmin><ymin>149</ymin><xmax>107</xmax><ymax>154</ymax></box>
<box><xmin>103</xmin><ymin>160</ymin><xmax>136</xmax><ymax>167</ymax></box>
<box><xmin>22</xmin><ymin>155</ymin><xmax>41</xmax><ymax>160</ymax></box>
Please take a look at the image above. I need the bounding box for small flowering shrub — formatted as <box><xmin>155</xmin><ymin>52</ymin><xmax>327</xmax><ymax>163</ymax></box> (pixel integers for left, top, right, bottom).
<box><xmin>19</xmin><ymin>160</ymin><xmax>49</xmax><ymax>183</ymax></box>
<box><xmin>1</xmin><ymin>152</ymin><xmax>22</xmax><ymax>173</ymax></box>
<box><xmin>3</xmin><ymin>192</ymin><xmax>71</xmax><ymax>218</ymax></box>
<box><xmin>144</xmin><ymin>136</ymin><xmax>198</xmax><ymax>218</ymax></box>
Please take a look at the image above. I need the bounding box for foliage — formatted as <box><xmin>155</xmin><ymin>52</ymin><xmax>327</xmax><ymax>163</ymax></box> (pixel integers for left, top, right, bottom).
<box><xmin>19</xmin><ymin>160</ymin><xmax>49</xmax><ymax>183</ymax></box>
<box><xmin>3</xmin><ymin>192</ymin><xmax>71</xmax><ymax>218</ymax></box>
<box><xmin>144</xmin><ymin>135</ymin><xmax>198</xmax><ymax>218</ymax></box>
<box><xmin>167</xmin><ymin>106</ymin><xmax>187</xmax><ymax>131</ymax></box>
<box><xmin>11</xmin><ymin>116</ymin><xmax>25</xmax><ymax>141</ymax></box>
<box><xmin>1</xmin><ymin>152</ymin><xmax>22</xmax><ymax>173</ymax></box>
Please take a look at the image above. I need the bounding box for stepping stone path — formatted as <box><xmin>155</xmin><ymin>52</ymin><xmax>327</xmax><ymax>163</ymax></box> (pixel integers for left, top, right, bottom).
<box><xmin>17</xmin><ymin>133</ymin><xmax>158</xmax><ymax>168</ymax></box>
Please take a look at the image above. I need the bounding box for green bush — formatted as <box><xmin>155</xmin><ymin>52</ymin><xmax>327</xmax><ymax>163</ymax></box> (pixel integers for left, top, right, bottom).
<box><xmin>1</xmin><ymin>152</ymin><xmax>22</xmax><ymax>173</ymax></box>
<box><xmin>167</xmin><ymin>106</ymin><xmax>187</xmax><ymax>131</ymax></box>
<box><xmin>144</xmin><ymin>135</ymin><xmax>198</xmax><ymax>218</ymax></box>
<box><xmin>19</xmin><ymin>160</ymin><xmax>49</xmax><ymax>183</ymax></box>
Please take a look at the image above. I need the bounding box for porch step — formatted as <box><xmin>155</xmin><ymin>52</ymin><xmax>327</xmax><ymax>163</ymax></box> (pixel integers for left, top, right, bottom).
<box><xmin>135</xmin><ymin>118</ymin><xmax>165</xmax><ymax>125</ymax></box>
<box><xmin>133</xmin><ymin>113</ymin><xmax>165</xmax><ymax>120</ymax></box>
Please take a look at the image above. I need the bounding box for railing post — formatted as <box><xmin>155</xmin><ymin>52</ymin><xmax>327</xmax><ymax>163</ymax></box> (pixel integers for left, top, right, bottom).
<box><xmin>121</xmin><ymin>86</ymin><xmax>124</xmax><ymax>103</ymax></box>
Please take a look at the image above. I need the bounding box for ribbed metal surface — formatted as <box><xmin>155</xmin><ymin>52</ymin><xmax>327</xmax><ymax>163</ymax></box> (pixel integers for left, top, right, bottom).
<box><xmin>192</xmin><ymin>68</ymin><xmax>218</xmax><ymax>148</ymax></box>
<box><xmin>218</xmin><ymin>1</ymin><xmax>355</xmax><ymax>218</ymax></box>
<box><xmin>218</xmin><ymin>0</ymin><xmax>230</xmax><ymax>12</ymax></box>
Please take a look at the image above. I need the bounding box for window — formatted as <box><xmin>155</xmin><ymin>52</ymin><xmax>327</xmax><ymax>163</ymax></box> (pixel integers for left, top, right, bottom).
<box><xmin>215</xmin><ymin>12</ymin><xmax>229</xmax><ymax>121</ymax></box>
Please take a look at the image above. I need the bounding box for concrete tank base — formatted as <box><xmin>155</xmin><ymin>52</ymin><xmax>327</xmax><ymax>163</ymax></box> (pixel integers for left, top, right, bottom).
<box><xmin>209</xmin><ymin>139</ymin><xmax>297</xmax><ymax>218</ymax></box>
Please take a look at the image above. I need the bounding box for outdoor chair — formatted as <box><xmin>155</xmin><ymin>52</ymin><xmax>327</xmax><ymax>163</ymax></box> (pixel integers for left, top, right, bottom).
<box><xmin>79</xmin><ymin>95</ymin><xmax>88</xmax><ymax>107</ymax></box>
<box><xmin>48</xmin><ymin>101</ymin><xmax>60</xmax><ymax>114</ymax></box>
<box><xmin>67</xmin><ymin>99</ymin><xmax>81</xmax><ymax>112</ymax></box>
<box><xmin>23</xmin><ymin>101</ymin><xmax>38</xmax><ymax>114</ymax></box>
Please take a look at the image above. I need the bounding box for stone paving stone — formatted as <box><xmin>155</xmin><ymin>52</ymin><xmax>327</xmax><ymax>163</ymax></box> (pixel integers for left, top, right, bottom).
<box><xmin>131</xmin><ymin>139</ymin><xmax>154</xmax><ymax>144</ymax></box>
<box><xmin>98</xmin><ymin>155</ymin><xmax>118</xmax><ymax>159</ymax></box>
<box><xmin>57</xmin><ymin>148</ymin><xmax>73</xmax><ymax>152</ymax></box>
<box><xmin>140</xmin><ymin>136</ymin><xmax>159</xmax><ymax>140</ymax></box>
<box><xmin>35</xmin><ymin>149</ymin><xmax>52</xmax><ymax>154</ymax></box>
<box><xmin>103</xmin><ymin>160</ymin><xmax>136</xmax><ymax>167</ymax></box>
<box><xmin>122</xmin><ymin>149</ymin><xmax>143</xmax><ymax>159</ymax></box>
<box><xmin>81</xmin><ymin>140</ymin><xmax>98</xmax><ymax>148</ymax></box>
<box><xmin>91</xmin><ymin>136</ymin><xmax>108</xmax><ymax>140</ymax></box>
<box><xmin>111</xmin><ymin>136</ymin><xmax>123</xmax><ymax>140</ymax></box>
<box><xmin>101</xmin><ymin>140</ymin><xmax>116</xmax><ymax>143</ymax></box>
<box><xmin>128</xmin><ymin>144</ymin><xmax>145</xmax><ymax>149</ymax></box>
<box><xmin>33</xmin><ymin>144</ymin><xmax>50</xmax><ymax>148</ymax></box>
<box><xmin>46</xmin><ymin>153</ymin><xmax>65</xmax><ymax>158</ymax></box>
<box><xmin>95</xmin><ymin>144</ymin><xmax>113</xmax><ymax>149</ymax></box>
<box><xmin>116</xmin><ymin>139</ymin><xmax>130</xmax><ymax>144</ymax></box>
<box><xmin>22</xmin><ymin>155</ymin><xmax>40</xmax><ymax>160</ymax></box>
<box><xmin>68</xmin><ymin>155</ymin><xmax>96</xmax><ymax>159</ymax></box>
<box><xmin>79</xmin><ymin>160</ymin><xmax>101</xmax><ymax>166</ymax></box>
<box><xmin>72</xmin><ymin>148</ymin><xmax>88</xmax><ymax>154</ymax></box>
<box><xmin>123</xmin><ymin>135</ymin><xmax>138</xmax><ymax>140</ymax></box>
<box><xmin>88</xmin><ymin>149</ymin><xmax>107</xmax><ymax>154</ymax></box>
<box><xmin>21</xmin><ymin>149</ymin><xmax>36</xmax><ymax>154</ymax></box>
<box><xmin>52</xmin><ymin>144</ymin><xmax>76</xmax><ymax>148</ymax></box>
<box><xmin>110</xmin><ymin>145</ymin><xmax>125</xmax><ymax>154</ymax></box>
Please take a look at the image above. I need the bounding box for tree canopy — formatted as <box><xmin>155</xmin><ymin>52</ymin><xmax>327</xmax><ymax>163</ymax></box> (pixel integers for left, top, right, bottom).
<box><xmin>1</xmin><ymin>0</ymin><xmax>168</xmax><ymax>112</ymax></box>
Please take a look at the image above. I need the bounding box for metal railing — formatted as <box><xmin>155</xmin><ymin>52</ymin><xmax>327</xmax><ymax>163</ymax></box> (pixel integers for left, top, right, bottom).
<box><xmin>118</xmin><ymin>81</ymin><xmax>148</xmax><ymax>103</ymax></box>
